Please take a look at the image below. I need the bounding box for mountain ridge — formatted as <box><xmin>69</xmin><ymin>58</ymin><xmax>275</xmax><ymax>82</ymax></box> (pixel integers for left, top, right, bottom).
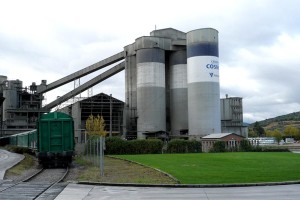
<box><xmin>250</xmin><ymin>111</ymin><xmax>300</xmax><ymax>131</ymax></box>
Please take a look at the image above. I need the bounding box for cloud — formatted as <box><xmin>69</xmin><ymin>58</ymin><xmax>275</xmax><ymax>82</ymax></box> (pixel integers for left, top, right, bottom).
<box><xmin>0</xmin><ymin>0</ymin><xmax>300</xmax><ymax>123</ymax></box>
<box><xmin>222</xmin><ymin>32</ymin><xmax>300</xmax><ymax>122</ymax></box>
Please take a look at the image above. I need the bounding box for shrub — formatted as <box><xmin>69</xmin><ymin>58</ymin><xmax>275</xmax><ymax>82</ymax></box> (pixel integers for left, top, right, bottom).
<box><xmin>209</xmin><ymin>141</ymin><xmax>226</xmax><ymax>153</ymax></box>
<box><xmin>129</xmin><ymin>139</ymin><xmax>163</xmax><ymax>154</ymax></box>
<box><xmin>187</xmin><ymin>140</ymin><xmax>202</xmax><ymax>153</ymax></box>
<box><xmin>240</xmin><ymin>139</ymin><xmax>253</xmax><ymax>152</ymax></box>
<box><xmin>105</xmin><ymin>137</ymin><xmax>128</xmax><ymax>155</ymax></box>
<box><xmin>104</xmin><ymin>137</ymin><xmax>163</xmax><ymax>155</ymax></box>
<box><xmin>167</xmin><ymin>139</ymin><xmax>202</xmax><ymax>153</ymax></box>
<box><xmin>250</xmin><ymin>146</ymin><xmax>263</xmax><ymax>152</ymax></box>
<box><xmin>5</xmin><ymin>145</ymin><xmax>33</xmax><ymax>155</ymax></box>
<box><xmin>261</xmin><ymin>146</ymin><xmax>290</xmax><ymax>152</ymax></box>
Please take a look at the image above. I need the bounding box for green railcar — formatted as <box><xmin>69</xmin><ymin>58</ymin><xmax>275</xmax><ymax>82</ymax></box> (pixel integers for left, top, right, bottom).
<box><xmin>28</xmin><ymin>130</ymin><xmax>37</xmax><ymax>149</ymax></box>
<box><xmin>17</xmin><ymin>131</ymin><xmax>29</xmax><ymax>148</ymax></box>
<box><xmin>9</xmin><ymin>135</ymin><xmax>17</xmax><ymax>146</ymax></box>
<box><xmin>36</xmin><ymin>112</ymin><xmax>74</xmax><ymax>166</ymax></box>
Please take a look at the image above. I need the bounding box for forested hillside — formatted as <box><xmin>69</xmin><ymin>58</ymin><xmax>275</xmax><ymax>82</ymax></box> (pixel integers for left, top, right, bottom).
<box><xmin>256</xmin><ymin>112</ymin><xmax>300</xmax><ymax>131</ymax></box>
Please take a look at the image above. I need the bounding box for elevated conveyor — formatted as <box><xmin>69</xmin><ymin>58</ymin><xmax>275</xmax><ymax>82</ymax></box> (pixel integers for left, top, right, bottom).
<box><xmin>37</xmin><ymin>51</ymin><xmax>125</xmax><ymax>94</ymax></box>
<box><xmin>42</xmin><ymin>62</ymin><xmax>125</xmax><ymax>110</ymax></box>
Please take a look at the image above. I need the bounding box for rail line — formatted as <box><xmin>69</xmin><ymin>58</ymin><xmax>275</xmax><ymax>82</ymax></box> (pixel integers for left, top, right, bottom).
<box><xmin>32</xmin><ymin>167</ymin><xmax>69</xmax><ymax>199</ymax></box>
<box><xmin>0</xmin><ymin>167</ymin><xmax>69</xmax><ymax>200</ymax></box>
<box><xmin>0</xmin><ymin>168</ymin><xmax>43</xmax><ymax>193</ymax></box>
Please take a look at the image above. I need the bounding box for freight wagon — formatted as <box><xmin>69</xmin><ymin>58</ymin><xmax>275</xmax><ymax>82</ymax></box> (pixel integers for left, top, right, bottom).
<box><xmin>36</xmin><ymin>112</ymin><xmax>74</xmax><ymax>166</ymax></box>
<box><xmin>0</xmin><ymin>112</ymin><xmax>74</xmax><ymax>167</ymax></box>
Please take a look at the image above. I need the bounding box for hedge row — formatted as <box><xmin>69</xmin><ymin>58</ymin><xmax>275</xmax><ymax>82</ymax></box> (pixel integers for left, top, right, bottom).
<box><xmin>166</xmin><ymin>139</ymin><xmax>202</xmax><ymax>153</ymax></box>
<box><xmin>105</xmin><ymin>137</ymin><xmax>163</xmax><ymax>155</ymax></box>
<box><xmin>5</xmin><ymin>145</ymin><xmax>34</xmax><ymax>155</ymax></box>
<box><xmin>104</xmin><ymin>137</ymin><xmax>202</xmax><ymax>155</ymax></box>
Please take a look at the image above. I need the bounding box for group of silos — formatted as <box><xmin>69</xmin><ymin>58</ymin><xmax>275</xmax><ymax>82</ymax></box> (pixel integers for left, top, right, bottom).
<box><xmin>124</xmin><ymin>28</ymin><xmax>221</xmax><ymax>139</ymax></box>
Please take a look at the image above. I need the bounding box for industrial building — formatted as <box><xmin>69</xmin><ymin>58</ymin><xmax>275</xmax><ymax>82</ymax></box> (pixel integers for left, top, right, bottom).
<box><xmin>201</xmin><ymin>133</ymin><xmax>245</xmax><ymax>152</ymax></box>
<box><xmin>58</xmin><ymin>93</ymin><xmax>124</xmax><ymax>143</ymax></box>
<box><xmin>0</xmin><ymin>27</ymin><xmax>248</xmax><ymax>141</ymax></box>
<box><xmin>220</xmin><ymin>95</ymin><xmax>248</xmax><ymax>137</ymax></box>
<box><xmin>0</xmin><ymin>76</ymin><xmax>47</xmax><ymax>136</ymax></box>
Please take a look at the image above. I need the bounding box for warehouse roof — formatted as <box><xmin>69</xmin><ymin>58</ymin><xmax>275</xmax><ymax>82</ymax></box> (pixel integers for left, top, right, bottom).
<box><xmin>202</xmin><ymin>133</ymin><xmax>244</xmax><ymax>139</ymax></box>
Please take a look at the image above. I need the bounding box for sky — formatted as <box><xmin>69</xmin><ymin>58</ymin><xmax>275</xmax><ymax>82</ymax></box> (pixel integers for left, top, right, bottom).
<box><xmin>0</xmin><ymin>0</ymin><xmax>299</xmax><ymax>123</ymax></box>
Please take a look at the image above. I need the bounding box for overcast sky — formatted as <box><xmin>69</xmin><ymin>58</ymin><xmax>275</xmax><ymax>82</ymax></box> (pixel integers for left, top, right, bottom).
<box><xmin>0</xmin><ymin>0</ymin><xmax>299</xmax><ymax>123</ymax></box>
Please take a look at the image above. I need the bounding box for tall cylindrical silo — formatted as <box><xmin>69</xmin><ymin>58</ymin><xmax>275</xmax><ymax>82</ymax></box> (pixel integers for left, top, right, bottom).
<box><xmin>124</xmin><ymin>54</ymin><xmax>137</xmax><ymax>136</ymax></box>
<box><xmin>136</xmin><ymin>48</ymin><xmax>166</xmax><ymax>139</ymax></box>
<box><xmin>169</xmin><ymin>50</ymin><xmax>188</xmax><ymax>135</ymax></box>
<box><xmin>187</xmin><ymin>28</ymin><xmax>221</xmax><ymax>138</ymax></box>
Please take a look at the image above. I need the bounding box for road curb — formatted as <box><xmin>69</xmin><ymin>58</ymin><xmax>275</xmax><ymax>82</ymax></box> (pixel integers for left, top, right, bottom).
<box><xmin>77</xmin><ymin>180</ymin><xmax>300</xmax><ymax>188</ymax></box>
<box><xmin>0</xmin><ymin>149</ymin><xmax>25</xmax><ymax>180</ymax></box>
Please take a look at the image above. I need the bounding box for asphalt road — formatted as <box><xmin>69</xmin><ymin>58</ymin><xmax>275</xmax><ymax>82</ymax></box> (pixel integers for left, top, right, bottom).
<box><xmin>0</xmin><ymin>149</ymin><xmax>24</xmax><ymax>180</ymax></box>
<box><xmin>55</xmin><ymin>183</ymin><xmax>300</xmax><ymax>200</ymax></box>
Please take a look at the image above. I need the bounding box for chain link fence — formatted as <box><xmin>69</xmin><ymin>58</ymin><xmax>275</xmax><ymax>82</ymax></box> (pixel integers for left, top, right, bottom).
<box><xmin>84</xmin><ymin>136</ymin><xmax>105</xmax><ymax>176</ymax></box>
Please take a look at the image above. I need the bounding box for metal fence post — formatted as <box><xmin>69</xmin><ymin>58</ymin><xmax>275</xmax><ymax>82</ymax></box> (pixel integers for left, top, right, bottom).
<box><xmin>89</xmin><ymin>139</ymin><xmax>91</xmax><ymax>163</ymax></box>
<box><xmin>100</xmin><ymin>136</ymin><xmax>103</xmax><ymax>176</ymax></box>
<box><xmin>97</xmin><ymin>137</ymin><xmax>99</xmax><ymax>167</ymax></box>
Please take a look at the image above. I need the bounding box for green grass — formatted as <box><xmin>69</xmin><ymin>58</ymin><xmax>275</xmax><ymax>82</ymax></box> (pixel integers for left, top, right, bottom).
<box><xmin>114</xmin><ymin>152</ymin><xmax>300</xmax><ymax>184</ymax></box>
<box><xmin>6</xmin><ymin>153</ymin><xmax>35</xmax><ymax>176</ymax></box>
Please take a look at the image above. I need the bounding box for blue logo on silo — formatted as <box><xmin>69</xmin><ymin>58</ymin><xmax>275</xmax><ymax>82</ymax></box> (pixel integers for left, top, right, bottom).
<box><xmin>206</xmin><ymin>60</ymin><xmax>219</xmax><ymax>70</ymax></box>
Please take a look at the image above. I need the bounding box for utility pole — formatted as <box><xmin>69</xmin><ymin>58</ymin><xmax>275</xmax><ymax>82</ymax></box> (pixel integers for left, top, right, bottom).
<box><xmin>110</xmin><ymin>94</ymin><xmax>112</xmax><ymax>137</ymax></box>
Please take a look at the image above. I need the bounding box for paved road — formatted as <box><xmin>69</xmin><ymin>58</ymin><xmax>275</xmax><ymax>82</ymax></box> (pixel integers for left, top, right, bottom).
<box><xmin>0</xmin><ymin>149</ymin><xmax>24</xmax><ymax>180</ymax></box>
<box><xmin>55</xmin><ymin>183</ymin><xmax>300</xmax><ymax>200</ymax></box>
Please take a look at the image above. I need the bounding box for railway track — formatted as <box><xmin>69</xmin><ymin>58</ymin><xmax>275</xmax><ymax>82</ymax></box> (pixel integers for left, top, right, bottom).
<box><xmin>0</xmin><ymin>167</ymin><xmax>69</xmax><ymax>200</ymax></box>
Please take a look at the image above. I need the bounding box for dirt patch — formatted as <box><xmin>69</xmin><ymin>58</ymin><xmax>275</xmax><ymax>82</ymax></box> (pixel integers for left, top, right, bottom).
<box><xmin>65</xmin><ymin>156</ymin><xmax>177</xmax><ymax>184</ymax></box>
<box><xmin>5</xmin><ymin>154</ymin><xmax>41</xmax><ymax>182</ymax></box>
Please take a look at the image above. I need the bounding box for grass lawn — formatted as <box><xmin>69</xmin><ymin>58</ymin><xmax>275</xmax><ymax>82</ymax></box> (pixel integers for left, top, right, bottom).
<box><xmin>114</xmin><ymin>152</ymin><xmax>300</xmax><ymax>184</ymax></box>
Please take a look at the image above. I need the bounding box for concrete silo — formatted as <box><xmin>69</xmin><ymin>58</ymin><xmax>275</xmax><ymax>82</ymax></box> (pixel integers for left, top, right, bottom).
<box><xmin>187</xmin><ymin>28</ymin><xmax>221</xmax><ymax>138</ymax></box>
<box><xmin>169</xmin><ymin>50</ymin><xmax>188</xmax><ymax>135</ymax></box>
<box><xmin>136</xmin><ymin>48</ymin><xmax>166</xmax><ymax>139</ymax></box>
<box><xmin>124</xmin><ymin>44</ymin><xmax>137</xmax><ymax>137</ymax></box>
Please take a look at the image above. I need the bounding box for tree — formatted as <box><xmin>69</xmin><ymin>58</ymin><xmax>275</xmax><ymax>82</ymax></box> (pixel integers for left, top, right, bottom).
<box><xmin>253</xmin><ymin>121</ymin><xmax>265</xmax><ymax>137</ymax></box>
<box><xmin>266</xmin><ymin>129</ymin><xmax>282</xmax><ymax>144</ymax></box>
<box><xmin>294</xmin><ymin>128</ymin><xmax>300</xmax><ymax>141</ymax></box>
<box><xmin>248</xmin><ymin>128</ymin><xmax>258</xmax><ymax>137</ymax></box>
<box><xmin>85</xmin><ymin>115</ymin><xmax>107</xmax><ymax>137</ymax></box>
<box><xmin>283</xmin><ymin>126</ymin><xmax>300</xmax><ymax>140</ymax></box>
<box><xmin>85</xmin><ymin>114</ymin><xmax>107</xmax><ymax>176</ymax></box>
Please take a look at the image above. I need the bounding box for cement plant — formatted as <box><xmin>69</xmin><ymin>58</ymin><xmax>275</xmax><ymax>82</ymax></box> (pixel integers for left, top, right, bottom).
<box><xmin>0</xmin><ymin>28</ymin><xmax>248</xmax><ymax>142</ymax></box>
